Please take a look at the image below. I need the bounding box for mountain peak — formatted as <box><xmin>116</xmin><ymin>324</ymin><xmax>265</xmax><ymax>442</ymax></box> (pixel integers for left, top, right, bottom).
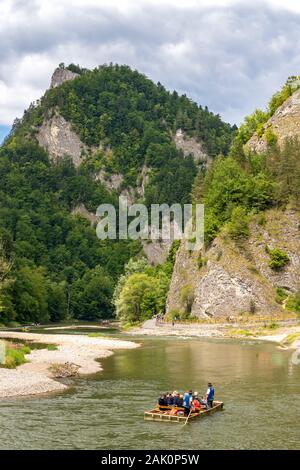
<box><xmin>50</xmin><ymin>65</ymin><xmax>79</xmax><ymax>88</ymax></box>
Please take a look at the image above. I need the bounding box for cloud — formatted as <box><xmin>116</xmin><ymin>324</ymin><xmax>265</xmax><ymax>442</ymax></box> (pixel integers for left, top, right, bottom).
<box><xmin>1</xmin><ymin>0</ymin><xmax>300</xmax><ymax>126</ymax></box>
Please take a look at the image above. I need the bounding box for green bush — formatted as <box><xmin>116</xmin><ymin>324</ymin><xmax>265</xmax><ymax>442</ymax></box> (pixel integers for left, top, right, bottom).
<box><xmin>179</xmin><ymin>285</ymin><xmax>194</xmax><ymax>313</ymax></box>
<box><xmin>226</xmin><ymin>207</ymin><xmax>250</xmax><ymax>239</ymax></box>
<box><xmin>286</xmin><ymin>290</ymin><xmax>300</xmax><ymax>314</ymax></box>
<box><xmin>268</xmin><ymin>248</ymin><xmax>290</xmax><ymax>270</ymax></box>
<box><xmin>3</xmin><ymin>347</ymin><xmax>29</xmax><ymax>368</ymax></box>
<box><xmin>47</xmin><ymin>344</ymin><xmax>58</xmax><ymax>351</ymax></box>
<box><xmin>265</xmin><ymin>127</ymin><xmax>278</xmax><ymax>146</ymax></box>
<box><xmin>197</xmin><ymin>254</ymin><xmax>208</xmax><ymax>269</ymax></box>
<box><xmin>275</xmin><ymin>287</ymin><xmax>288</xmax><ymax>304</ymax></box>
<box><xmin>167</xmin><ymin>308</ymin><xmax>183</xmax><ymax>321</ymax></box>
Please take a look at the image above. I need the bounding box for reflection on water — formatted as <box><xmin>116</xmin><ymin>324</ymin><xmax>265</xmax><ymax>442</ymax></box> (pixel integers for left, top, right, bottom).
<box><xmin>0</xmin><ymin>337</ymin><xmax>299</xmax><ymax>450</ymax></box>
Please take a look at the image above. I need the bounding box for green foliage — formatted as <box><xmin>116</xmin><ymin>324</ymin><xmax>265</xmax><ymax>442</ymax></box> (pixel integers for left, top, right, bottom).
<box><xmin>47</xmin><ymin>344</ymin><xmax>58</xmax><ymax>351</ymax></box>
<box><xmin>265</xmin><ymin>127</ymin><xmax>278</xmax><ymax>146</ymax></box>
<box><xmin>179</xmin><ymin>284</ymin><xmax>194</xmax><ymax>313</ymax></box>
<box><xmin>192</xmin><ymin>156</ymin><xmax>276</xmax><ymax>243</ymax></box>
<box><xmin>197</xmin><ymin>253</ymin><xmax>208</xmax><ymax>269</ymax></box>
<box><xmin>114</xmin><ymin>247</ymin><xmax>176</xmax><ymax>323</ymax></box>
<box><xmin>275</xmin><ymin>287</ymin><xmax>288</xmax><ymax>304</ymax></box>
<box><xmin>268</xmin><ymin>83</ymin><xmax>293</xmax><ymax>116</ymax></box>
<box><xmin>115</xmin><ymin>273</ymin><xmax>160</xmax><ymax>323</ymax></box>
<box><xmin>0</xmin><ymin>141</ymin><xmax>140</xmax><ymax>324</ymax></box>
<box><xmin>286</xmin><ymin>290</ymin><xmax>300</xmax><ymax>314</ymax></box>
<box><xmin>71</xmin><ymin>266</ymin><xmax>114</xmax><ymax>321</ymax></box>
<box><xmin>225</xmin><ymin>207</ymin><xmax>250</xmax><ymax>240</ymax></box>
<box><xmin>2</xmin><ymin>343</ymin><xmax>31</xmax><ymax>369</ymax></box>
<box><xmin>268</xmin><ymin>248</ymin><xmax>290</xmax><ymax>270</ymax></box>
<box><xmin>11</xmin><ymin>64</ymin><xmax>234</xmax><ymax>206</ymax></box>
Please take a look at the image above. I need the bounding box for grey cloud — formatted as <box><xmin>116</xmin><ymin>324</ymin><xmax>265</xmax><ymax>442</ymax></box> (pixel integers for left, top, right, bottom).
<box><xmin>1</xmin><ymin>1</ymin><xmax>300</xmax><ymax>125</ymax></box>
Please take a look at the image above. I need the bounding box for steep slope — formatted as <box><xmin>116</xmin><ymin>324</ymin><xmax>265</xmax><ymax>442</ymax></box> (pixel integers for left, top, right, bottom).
<box><xmin>167</xmin><ymin>78</ymin><xmax>300</xmax><ymax>320</ymax></box>
<box><xmin>247</xmin><ymin>88</ymin><xmax>300</xmax><ymax>153</ymax></box>
<box><xmin>0</xmin><ymin>63</ymin><xmax>234</xmax><ymax>326</ymax></box>
<box><xmin>167</xmin><ymin>209</ymin><xmax>300</xmax><ymax>318</ymax></box>
<box><xmin>10</xmin><ymin>64</ymin><xmax>234</xmax><ymax>205</ymax></box>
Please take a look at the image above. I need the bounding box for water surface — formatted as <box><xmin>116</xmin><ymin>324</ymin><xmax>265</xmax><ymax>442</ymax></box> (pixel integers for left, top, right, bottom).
<box><xmin>0</xmin><ymin>336</ymin><xmax>299</xmax><ymax>449</ymax></box>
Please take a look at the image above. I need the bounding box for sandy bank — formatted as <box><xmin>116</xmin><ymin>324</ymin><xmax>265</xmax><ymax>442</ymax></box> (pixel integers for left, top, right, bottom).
<box><xmin>0</xmin><ymin>332</ymin><xmax>138</xmax><ymax>399</ymax></box>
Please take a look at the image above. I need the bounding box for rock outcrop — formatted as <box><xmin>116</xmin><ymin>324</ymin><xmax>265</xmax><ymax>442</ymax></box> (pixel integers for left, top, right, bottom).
<box><xmin>37</xmin><ymin>111</ymin><xmax>88</xmax><ymax>166</ymax></box>
<box><xmin>167</xmin><ymin>210</ymin><xmax>300</xmax><ymax>318</ymax></box>
<box><xmin>50</xmin><ymin>67</ymin><xmax>79</xmax><ymax>88</ymax></box>
<box><xmin>247</xmin><ymin>89</ymin><xmax>300</xmax><ymax>153</ymax></box>
<box><xmin>174</xmin><ymin>128</ymin><xmax>210</xmax><ymax>164</ymax></box>
<box><xmin>71</xmin><ymin>204</ymin><xmax>99</xmax><ymax>226</ymax></box>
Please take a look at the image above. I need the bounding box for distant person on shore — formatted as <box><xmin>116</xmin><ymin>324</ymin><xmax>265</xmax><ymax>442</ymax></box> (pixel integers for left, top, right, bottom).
<box><xmin>183</xmin><ymin>390</ymin><xmax>193</xmax><ymax>415</ymax></box>
<box><xmin>206</xmin><ymin>382</ymin><xmax>215</xmax><ymax>408</ymax></box>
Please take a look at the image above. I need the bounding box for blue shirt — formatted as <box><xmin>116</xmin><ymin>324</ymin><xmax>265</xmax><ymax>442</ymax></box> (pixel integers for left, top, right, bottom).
<box><xmin>183</xmin><ymin>393</ymin><xmax>191</xmax><ymax>408</ymax></box>
<box><xmin>207</xmin><ymin>386</ymin><xmax>214</xmax><ymax>401</ymax></box>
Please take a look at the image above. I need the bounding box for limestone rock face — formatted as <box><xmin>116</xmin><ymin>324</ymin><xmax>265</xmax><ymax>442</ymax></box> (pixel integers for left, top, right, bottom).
<box><xmin>247</xmin><ymin>89</ymin><xmax>300</xmax><ymax>152</ymax></box>
<box><xmin>167</xmin><ymin>210</ymin><xmax>300</xmax><ymax>318</ymax></box>
<box><xmin>174</xmin><ymin>128</ymin><xmax>210</xmax><ymax>163</ymax></box>
<box><xmin>71</xmin><ymin>204</ymin><xmax>99</xmax><ymax>226</ymax></box>
<box><xmin>142</xmin><ymin>239</ymin><xmax>172</xmax><ymax>265</ymax></box>
<box><xmin>96</xmin><ymin>171</ymin><xmax>124</xmax><ymax>191</ymax></box>
<box><xmin>37</xmin><ymin>112</ymin><xmax>87</xmax><ymax>166</ymax></box>
<box><xmin>50</xmin><ymin>67</ymin><xmax>79</xmax><ymax>88</ymax></box>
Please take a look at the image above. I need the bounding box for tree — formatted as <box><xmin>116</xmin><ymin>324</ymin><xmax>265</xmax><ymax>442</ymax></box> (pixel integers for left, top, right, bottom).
<box><xmin>13</xmin><ymin>266</ymin><xmax>49</xmax><ymax>324</ymax></box>
<box><xmin>116</xmin><ymin>273</ymin><xmax>160</xmax><ymax>323</ymax></box>
<box><xmin>71</xmin><ymin>266</ymin><xmax>114</xmax><ymax>321</ymax></box>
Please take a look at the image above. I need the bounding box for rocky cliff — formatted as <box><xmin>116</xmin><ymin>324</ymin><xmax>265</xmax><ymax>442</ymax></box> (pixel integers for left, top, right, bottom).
<box><xmin>247</xmin><ymin>88</ymin><xmax>300</xmax><ymax>153</ymax></box>
<box><xmin>167</xmin><ymin>209</ymin><xmax>300</xmax><ymax>318</ymax></box>
<box><xmin>37</xmin><ymin>110</ymin><xmax>89</xmax><ymax>166</ymax></box>
<box><xmin>50</xmin><ymin>67</ymin><xmax>79</xmax><ymax>88</ymax></box>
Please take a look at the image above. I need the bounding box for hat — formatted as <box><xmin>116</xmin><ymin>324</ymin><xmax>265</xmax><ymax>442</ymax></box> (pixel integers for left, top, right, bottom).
<box><xmin>194</xmin><ymin>391</ymin><xmax>198</xmax><ymax>396</ymax></box>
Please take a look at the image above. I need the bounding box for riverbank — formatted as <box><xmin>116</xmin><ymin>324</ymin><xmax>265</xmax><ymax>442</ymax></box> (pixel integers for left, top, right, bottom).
<box><xmin>128</xmin><ymin>319</ymin><xmax>300</xmax><ymax>349</ymax></box>
<box><xmin>0</xmin><ymin>332</ymin><xmax>138</xmax><ymax>399</ymax></box>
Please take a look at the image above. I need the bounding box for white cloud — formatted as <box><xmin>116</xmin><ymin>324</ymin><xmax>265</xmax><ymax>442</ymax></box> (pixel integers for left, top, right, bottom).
<box><xmin>1</xmin><ymin>0</ymin><xmax>300</xmax><ymax>126</ymax></box>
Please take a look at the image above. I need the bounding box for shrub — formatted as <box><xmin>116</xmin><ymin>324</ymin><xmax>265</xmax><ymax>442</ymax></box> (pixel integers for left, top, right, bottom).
<box><xmin>47</xmin><ymin>344</ymin><xmax>58</xmax><ymax>351</ymax></box>
<box><xmin>167</xmin><ymin>308</ymin><xmax>183</xmax><ymax>321</ymax></box>
<box><xmin>275</xmin><ymin>287</ymin><xmax>288</xmax><ymax>304</ymax></box>
<box><xmin>179</xmin><ymin>285</ymin><xmax>194</xmax><ymax>313</ymax></box>
<box><xmin>3</xmin><ymin>347</ymin><xmax>29</xmax><ymax>368</ymax></box>
<box><xmin>226</xmin><ymin>207</ymin><xmax>249</xmax><ymax>239</ymax></box>
<box><xmin>265</xmin><ymin>127</ymin><xmax>278</xmax><ymax>146</ymax></box>
<box><xmin>197</xmin><ymin>254</ymin><xmax>208</xmax><ymax>269</ymax></box>
<box><xmin>286</xmin><ymin>290</ymin><xmax>300</xmax><ymax>314</ymax></box>
<box><xmin>268</xmin><ymin>248</ymin><xmax>290</xmax><ymax>270</ymax></box>
<box><xmin>249</xmin><ymin>299</ymin><xmax>256</xmax><ymax>314</ymax></box>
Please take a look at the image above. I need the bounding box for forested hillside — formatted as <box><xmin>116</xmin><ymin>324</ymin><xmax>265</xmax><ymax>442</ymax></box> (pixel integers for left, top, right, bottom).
<box><xmin>167</xmin><ymin>80</ymin><xmax>300</xmax><ymax>321</ymax></box>
<box><xmin>0</xmin><ymin>64</ymin><xmax>235</xmax><ymax>326</ymax></box>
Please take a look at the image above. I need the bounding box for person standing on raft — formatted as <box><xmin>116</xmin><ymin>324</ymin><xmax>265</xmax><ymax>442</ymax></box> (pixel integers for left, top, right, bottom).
<box><xmin>206</xmin><ymin>382</ymin><xmax>215</xmax><ymax>408</ymax></box>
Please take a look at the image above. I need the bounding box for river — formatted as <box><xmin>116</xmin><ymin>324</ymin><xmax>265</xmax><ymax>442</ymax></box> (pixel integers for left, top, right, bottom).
<box><xmin>0</xmin><ymin>333</ymin><xmax>299</xmax><ymax>450</ymax></box>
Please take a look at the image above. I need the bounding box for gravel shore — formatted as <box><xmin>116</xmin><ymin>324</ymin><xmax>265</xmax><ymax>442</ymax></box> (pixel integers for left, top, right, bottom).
<box><xmin>0</xmin><ymin>332</ymin><xmax>138</xmax><ymax>399</ymax></box>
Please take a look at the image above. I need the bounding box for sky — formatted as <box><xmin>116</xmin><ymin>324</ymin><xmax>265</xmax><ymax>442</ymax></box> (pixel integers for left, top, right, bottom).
<box><xmin>1</xmin><ymin>0</ymin><xmax>300</xmax><ymax>142</ymax></box>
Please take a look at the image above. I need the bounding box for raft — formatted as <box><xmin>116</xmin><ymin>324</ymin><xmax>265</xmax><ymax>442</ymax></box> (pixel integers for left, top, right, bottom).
<box><xmin>144</xmin><ymin>401</ymin><xmax>224</xmax><ymax>423</ymax></box>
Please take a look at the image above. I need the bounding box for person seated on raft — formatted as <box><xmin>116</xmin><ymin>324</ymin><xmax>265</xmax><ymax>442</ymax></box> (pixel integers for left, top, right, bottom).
<box><xmin>166</xmin><ymin>392</ymin><xmax>174</xmax><ymax>406</ymax></box>
<box><xmin>183</xmin><ymin>390</ymin><xmax>193</xmax><ymax>416</ymax></box>
<box><xmin>199</xmin><ymin>395</ymin><xmax>208</xmax><ymax>409</ymax></box>
<box><xmin>172</xmin><ymin>391</ymin><xmax>181</xmax><ymax>407</ymax></box>
<box><xmin>158</xmin><ymin>393</ymin><xmax>167</xmax><ymax>410</ymax></box>
<box><xmin>191</xmin><ymin>392</ymin><xmax>201</xmax><ymax>412</ymax></box>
